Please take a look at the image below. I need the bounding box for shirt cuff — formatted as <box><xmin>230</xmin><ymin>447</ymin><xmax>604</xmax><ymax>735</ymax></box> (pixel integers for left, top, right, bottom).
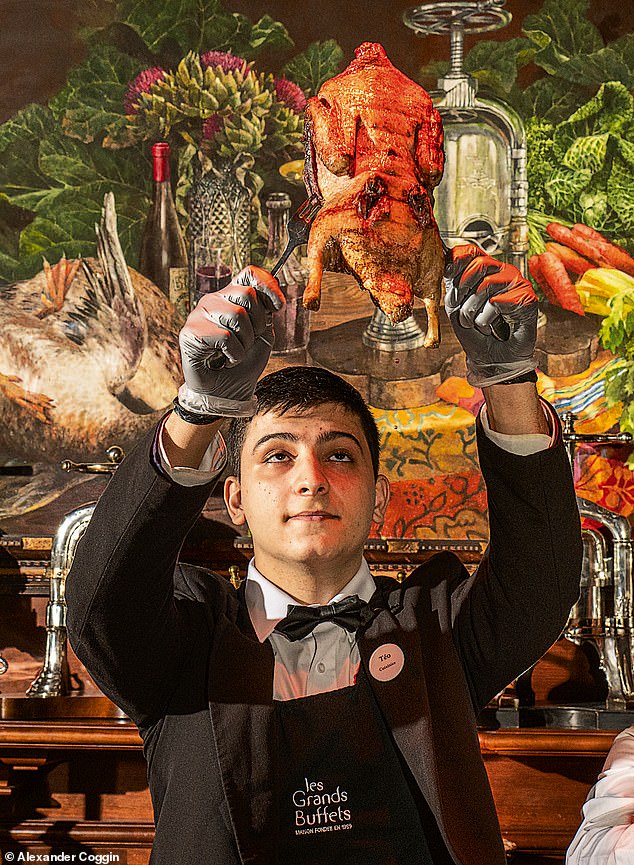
<box><xmin>156</xmin><ymin>416</ymin><xmax>227</xmax><ymax>486</ymax></box>
<box><xmin>479</xmin><ymin>399</ymin><xmax>556</xmax><ymax>456</ymax></box>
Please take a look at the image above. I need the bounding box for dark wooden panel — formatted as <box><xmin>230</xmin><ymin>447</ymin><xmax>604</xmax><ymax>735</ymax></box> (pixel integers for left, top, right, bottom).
<box><xmin>0</xmin><ymin>720</ymin><xmax>616</xmax><ymax>861</ymax></box>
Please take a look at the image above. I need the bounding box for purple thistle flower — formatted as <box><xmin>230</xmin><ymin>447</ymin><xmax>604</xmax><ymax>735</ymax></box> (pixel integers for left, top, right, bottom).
<box><xmin>202</xmin><ymin>114</ymin><xmax>223</xmax><ymax>141</ymax></box>
<box><xmin>200</xmin><ymin>51</ymin><xmax>248</xmax><ymax>74</ymax></box>
<box><xmin>273</xmin><ymin>78</ymin><xmax>307</xmax><ymax>114</ymax></box>
<box><xmin>124</xmin><ymin>67</ymin><xmax>165</xmax><ymax>115</ymax></box>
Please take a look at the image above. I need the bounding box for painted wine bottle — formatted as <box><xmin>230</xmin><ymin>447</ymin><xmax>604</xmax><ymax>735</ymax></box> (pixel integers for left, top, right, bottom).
<box><xmin>139</xmin><ymin>142</ymin><xmax>188</xmax><ymax>301</ymax></box>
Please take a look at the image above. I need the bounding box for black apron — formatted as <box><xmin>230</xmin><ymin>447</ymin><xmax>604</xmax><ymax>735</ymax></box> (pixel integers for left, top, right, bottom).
<box><xmin>275</xmin><ymin>666</ymin><xmax>450</xmax><ymax>865</ymax></box>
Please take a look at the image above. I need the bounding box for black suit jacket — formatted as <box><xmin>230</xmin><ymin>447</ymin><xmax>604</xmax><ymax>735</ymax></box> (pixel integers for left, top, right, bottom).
<box><xmin>66</xmin><ymin>413</ymin><xmax>582</xmax><ymax>865</ymax></box>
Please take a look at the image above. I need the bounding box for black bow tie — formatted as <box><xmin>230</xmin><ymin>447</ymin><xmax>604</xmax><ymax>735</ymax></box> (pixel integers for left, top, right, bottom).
<box><xmin>274</xmin><ymin>595</ymin><xmax>368</xmax><ymax>641</ymax></box>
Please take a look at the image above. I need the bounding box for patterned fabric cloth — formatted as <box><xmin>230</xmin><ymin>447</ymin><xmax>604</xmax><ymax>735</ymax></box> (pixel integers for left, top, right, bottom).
<box><xmin>372</xmin><ymin>352</ymin><xmax>633</xmax><ymax>537</ymax></box>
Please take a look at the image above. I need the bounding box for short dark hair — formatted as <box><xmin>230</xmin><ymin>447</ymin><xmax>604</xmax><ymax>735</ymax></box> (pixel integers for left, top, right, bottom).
<box><xmin>227</xmin><ymin>366</ymin><xmax>380</xmax><ymax>479</ymax></box>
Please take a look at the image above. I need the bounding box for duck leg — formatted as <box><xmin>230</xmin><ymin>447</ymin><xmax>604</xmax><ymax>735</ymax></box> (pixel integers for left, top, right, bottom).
<box><xmin>0</xmin><ymin>372</ymin><xmax>55</xmax><ymax>423</ymax></box>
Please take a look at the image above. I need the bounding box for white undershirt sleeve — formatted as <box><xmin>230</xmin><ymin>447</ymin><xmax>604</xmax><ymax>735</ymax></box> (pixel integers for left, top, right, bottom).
<box><xmin>157</xmin><ymin>418</ymin><xmax>227</xmax><ymax>487</ymax></box>
<box><xmin>479</xmin><ymin>400</ymin><xmax>554</xmax><ymax>455</ymax></box>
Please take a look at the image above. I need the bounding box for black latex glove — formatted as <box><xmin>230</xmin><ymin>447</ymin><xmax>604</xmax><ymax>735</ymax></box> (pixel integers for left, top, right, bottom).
<box><xmin>444</xmin><ymin>244</ymin><xmax>538</xmax><ymax>388</ymax></box>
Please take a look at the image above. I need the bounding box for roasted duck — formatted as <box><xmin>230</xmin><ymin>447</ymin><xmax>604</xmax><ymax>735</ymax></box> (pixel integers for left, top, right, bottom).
<box><xmin>303</xmin><ymin>42</ymin><xmax>445</xmax><ymax>345</ymax></box>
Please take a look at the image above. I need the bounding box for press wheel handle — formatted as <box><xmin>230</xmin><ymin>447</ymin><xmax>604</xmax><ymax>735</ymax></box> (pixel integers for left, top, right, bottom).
<box><xmin>403</xmin><ymin>1</ymin><xmax>511</xmax><ymax>38</ymax></box>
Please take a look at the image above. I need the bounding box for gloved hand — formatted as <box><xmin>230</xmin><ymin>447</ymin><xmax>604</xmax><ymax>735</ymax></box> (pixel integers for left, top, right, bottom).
<box><xmin>444</xmin><ymin>244</ymin><xmax>538</xmax><ymax>388</ymax></box>
<box><xmin>178</xmin><ymin>266</ymin><xmax>285</xmax><ymax>417</ymax></box>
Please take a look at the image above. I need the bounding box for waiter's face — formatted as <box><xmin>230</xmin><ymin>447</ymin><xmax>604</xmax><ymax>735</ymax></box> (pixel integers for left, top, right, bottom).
<box><xmin>224</xmin><ymin>403</ymin><xmax>390</xmax><ymax>577</ymax></box>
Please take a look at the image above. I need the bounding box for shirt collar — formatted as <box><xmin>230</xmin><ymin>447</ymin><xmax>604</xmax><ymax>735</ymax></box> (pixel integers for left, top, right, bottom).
<box><xmin>245</xmin><ymin>559</ymin><xmax>376</xmax><ymax>643</ymax></box>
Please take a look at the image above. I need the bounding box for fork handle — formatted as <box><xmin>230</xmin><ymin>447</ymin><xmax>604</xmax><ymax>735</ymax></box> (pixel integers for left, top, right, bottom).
<box><xmin>271</xmin><ymin>243</ymin><xmax>294</xmax><ymax>278</ymax></box>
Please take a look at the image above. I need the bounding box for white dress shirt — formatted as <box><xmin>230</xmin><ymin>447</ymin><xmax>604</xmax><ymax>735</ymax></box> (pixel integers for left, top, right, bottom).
<box><xmin>245</xmin><ymin>559</ymin><xmax>376</xmax><ymax>700</ymax></box>
<box><xmin>157</xmin><ymin>404</ymin><xmax>554</xmax><ymax>700</ymax></box>
<box><xmin>567</xmin><ymin>727</ymin><xmax>634</xmax><ymax>865</ymax></box>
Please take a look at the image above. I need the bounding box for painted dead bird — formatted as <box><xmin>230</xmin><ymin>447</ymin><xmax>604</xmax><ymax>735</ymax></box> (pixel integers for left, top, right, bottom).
<box><xmin>303</xmin><ymin>42</ymin><xmax>445</xmax><ymax>345</ymax></box>
<box><xmin>0</xmin><ymin>193</ymin><xmax>182</xmax><ymax>463</ymax></box>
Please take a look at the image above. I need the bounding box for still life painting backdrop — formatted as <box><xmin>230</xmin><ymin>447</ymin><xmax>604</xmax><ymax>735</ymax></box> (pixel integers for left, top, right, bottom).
<box><xmin>1</xmin><ymin>0</ymin><xmax>633</xmax><ymax>540</ymax></box>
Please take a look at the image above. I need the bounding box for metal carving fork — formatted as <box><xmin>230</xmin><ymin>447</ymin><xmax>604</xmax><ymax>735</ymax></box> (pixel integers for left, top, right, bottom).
<box><xmin>202</xmin><ymin>197</ymin><xmax>322</xmax><ymax>369</ymax></box>
<box><xmin>271</xmin><ymin>197</ymin><xmax>322</xmax><ymax>277</ymax></box>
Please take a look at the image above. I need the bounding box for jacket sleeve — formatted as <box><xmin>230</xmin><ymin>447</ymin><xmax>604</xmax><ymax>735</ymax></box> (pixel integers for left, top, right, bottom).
<box><xmin>65</xmin><ymin>424</ymin><xmax>217</xmax><ymax>729</ymax></box>
<box><xmin>451</xmin><ymin>404</ymin><xmax>583</xmax><ymax>710</ymax></box>
<box><xmin>566</xmin><ymin>728</ymin><xmax>634</xmax><ymax>865</ymax></box>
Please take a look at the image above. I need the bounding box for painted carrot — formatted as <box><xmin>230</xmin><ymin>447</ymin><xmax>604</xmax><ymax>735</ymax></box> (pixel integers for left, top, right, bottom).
<box><xmin>539</xmin><ymin>251</ymin><xmax>585</xmax><ymax>315</ymax></box>
<box><xmin>546</xmin><ymin>223</ymin><xmax>610</xmax><ymax>267</ymax></box>
<box><xmin>528</xmin><ymin>254</ymin><xmax>558</xmax><ymax>306</ymax></box>
<box><xmin>545</xmin><ymin>242</ymin><xmax>596</xmax><ymax>276</ymax></box>
<box><xmin>571</xmin><ymin>223</ymin><xmax>634</xmax><ymax>277</ymax></box>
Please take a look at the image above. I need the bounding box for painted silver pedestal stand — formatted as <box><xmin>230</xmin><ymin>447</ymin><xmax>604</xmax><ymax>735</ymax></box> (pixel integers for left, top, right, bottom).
<box><xmin>362</xmin><ymin>309</ymin><xmax>426</xmax><ymax>353</ymax></box>
<box><xmin>308</xmin><ymin>273</ymin><xmax>463</xmax><ymax>409</ymax></box>
<box><xmin>26</xmin><ymin>446</ymin><xmax>124</xmax><ymax>699</ymax></box>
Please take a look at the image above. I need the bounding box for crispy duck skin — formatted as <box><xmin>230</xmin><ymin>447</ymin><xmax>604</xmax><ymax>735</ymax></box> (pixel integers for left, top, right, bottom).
<box><xmin>302</xmin><ymin>42</ymin><xmax>445</xmax><ymax>344</ymax></box>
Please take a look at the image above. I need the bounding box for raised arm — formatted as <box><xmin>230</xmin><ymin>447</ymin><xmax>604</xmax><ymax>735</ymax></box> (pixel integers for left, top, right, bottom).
<box><xmin>66</xmin><ymin>266</ymin><xmax>284</xmax><ymax>728</ymax></box>
<box><xmin>65</xmin><ymin>426</ymin><xmax>217</xmax><ymax>728</ymax></box>
<box><xmin>452</xmin><ymin>407</ymin><xmax>582</xmax><ymax>709</ymax></box>
<box><xmin>443</xmin><ymin>246</ymin><xmax>583</xmax><ymax>708</ymax></box>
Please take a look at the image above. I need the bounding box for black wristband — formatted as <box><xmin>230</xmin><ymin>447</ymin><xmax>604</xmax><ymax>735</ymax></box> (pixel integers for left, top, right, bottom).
<box><xmin>500</xmin><ymin>370</ymin><xmax>538</xmax><ymax>385</ymax></box>
<box><xmin>172</xmin><ymin>397</ymin><xmax>221</xmax><ymax>426</ymax></box>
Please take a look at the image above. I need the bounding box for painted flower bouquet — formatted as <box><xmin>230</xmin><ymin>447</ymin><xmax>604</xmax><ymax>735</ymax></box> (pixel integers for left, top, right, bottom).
<box><xmin>0</xmin><ymin>0</ymin><xmax>344</xmax><ymax>282</ymax></box>
<box><xmin>110</xmin><ymin>50</ymin><xmax>306</xmax><ymax>202</ymax></box>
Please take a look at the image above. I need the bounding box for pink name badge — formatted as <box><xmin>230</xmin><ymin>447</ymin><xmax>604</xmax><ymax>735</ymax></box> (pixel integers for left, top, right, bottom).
<box><xmin>369</xmin><ymin>643</ymin><xmax>405</xmax><ymax>682</ymax></box>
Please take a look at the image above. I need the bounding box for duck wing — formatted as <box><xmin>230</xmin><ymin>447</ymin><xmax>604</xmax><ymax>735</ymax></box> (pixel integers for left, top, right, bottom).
<box><xmin>61</xmin><ymin>193</ymin><xmax>147</xmax><ymax>393</ymax></box>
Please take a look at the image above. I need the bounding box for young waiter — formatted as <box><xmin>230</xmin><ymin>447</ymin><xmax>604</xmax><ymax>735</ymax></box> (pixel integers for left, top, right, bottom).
<box><xmin>66</xmin><ymin>245</ymin><xmax>582</xmax><ymax>865</ymax></box>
